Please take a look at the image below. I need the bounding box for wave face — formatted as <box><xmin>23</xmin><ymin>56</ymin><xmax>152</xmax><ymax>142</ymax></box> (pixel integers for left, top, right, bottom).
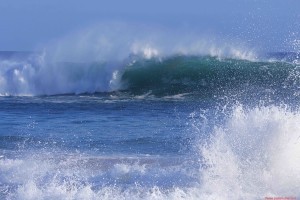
<box><xmin>0</xmin><ymin>51</ymin><xmax>299</xmax><ymax>100</ymax></box>
<box><xmin>122</xmin><ymin>55</ymin><xmax>299</xmax><ymax>98</ymax></box>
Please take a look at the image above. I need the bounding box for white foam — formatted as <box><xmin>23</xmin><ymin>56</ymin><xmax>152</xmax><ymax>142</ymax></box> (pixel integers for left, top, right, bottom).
<box><xmin>0</xmin><ymin>155</ymin><xmax>187</xmax><ymax>199</ymax></box>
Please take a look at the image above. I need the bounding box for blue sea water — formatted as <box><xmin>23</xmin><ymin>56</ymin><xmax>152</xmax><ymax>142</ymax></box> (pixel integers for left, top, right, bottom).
<box><xmin>0</xmin><ymin>48</ymin><xmax>300</xmax><ymax>199</ymax></box>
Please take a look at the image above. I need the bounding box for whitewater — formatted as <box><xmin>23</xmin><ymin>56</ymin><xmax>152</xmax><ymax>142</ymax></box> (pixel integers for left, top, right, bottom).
<box><xmin>0</xmin><ymin>26</ymin><xmax>300</xmax><ymax>200</ymax></box>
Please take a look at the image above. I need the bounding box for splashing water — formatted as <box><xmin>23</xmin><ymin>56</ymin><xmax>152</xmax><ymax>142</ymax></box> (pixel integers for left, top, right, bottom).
<box><xmin>198</xmin><ymin>105</ymin><xmax>300</xmax><ymax>199</ymax></box>
<box><xmin>1</xmin><ymin>104</ymin><xmax>299</xmax><ymax>199</ymax></box>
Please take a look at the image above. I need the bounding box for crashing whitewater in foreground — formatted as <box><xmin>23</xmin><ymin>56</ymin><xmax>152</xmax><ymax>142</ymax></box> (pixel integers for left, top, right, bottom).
<box><xmin>0</xmin><ymin>27</ymin><xmax>300</xmax><ymax>199</ymax></box>
<box><xmin>1</xmin><ymin>105</ymin><xmax>300</xmax><ymax>199</ymax></box>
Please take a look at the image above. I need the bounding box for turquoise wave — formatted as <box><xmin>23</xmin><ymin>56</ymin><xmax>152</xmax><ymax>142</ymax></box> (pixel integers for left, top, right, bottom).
<box><xmin>0</xmin><ymin>51</ymin><xmax>299</xmax><ymax>98</ymax></box>
<box><xmin>121</xmin><ymin>56</ymin><xmax>298</xmax><ymax>98</ymax></box>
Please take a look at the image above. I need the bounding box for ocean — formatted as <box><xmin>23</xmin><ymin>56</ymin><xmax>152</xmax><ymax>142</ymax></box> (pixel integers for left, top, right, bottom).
<box><xmin>0</xmin><ymin>49</ymin><xmax>299</xmax><ymax>199</ymax></box>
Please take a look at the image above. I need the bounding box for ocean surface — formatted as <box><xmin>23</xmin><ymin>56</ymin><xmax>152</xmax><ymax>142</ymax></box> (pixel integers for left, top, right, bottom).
<box><xmin>0</xmin><ymin>50</ymin><xmax>300</xmax><ymax>199</ymax></box>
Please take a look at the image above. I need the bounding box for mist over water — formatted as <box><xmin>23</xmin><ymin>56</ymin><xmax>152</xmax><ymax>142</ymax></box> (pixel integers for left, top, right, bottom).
<box><xmin>0</xmin><ymin>23</ymin><xmax>261</xmax><ymax>96</ymax></box>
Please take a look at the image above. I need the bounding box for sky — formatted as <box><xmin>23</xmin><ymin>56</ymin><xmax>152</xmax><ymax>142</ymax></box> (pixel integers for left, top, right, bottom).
<box><xmin>0</xmin><ymin>0</ymin><xmax>299</xmax><ymax>52</ymax></box>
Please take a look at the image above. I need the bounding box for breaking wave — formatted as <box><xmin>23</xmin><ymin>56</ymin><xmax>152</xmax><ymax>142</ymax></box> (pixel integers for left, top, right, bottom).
<box><xmin>0</xmin><ymin>51</ymin><xmax>299</xmax><ymax>99</ymax></box>
<box><xmin>0</xmin><ymin>24</ymin><xmax>271</xmax><ymax>97</ymax></box>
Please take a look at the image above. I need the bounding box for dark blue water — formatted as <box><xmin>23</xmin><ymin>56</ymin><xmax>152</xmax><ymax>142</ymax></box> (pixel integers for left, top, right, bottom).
<box><xmin>0</xmin><ymin>96</ymin><xmax>197</xmax><ymax>155</ymax></box>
